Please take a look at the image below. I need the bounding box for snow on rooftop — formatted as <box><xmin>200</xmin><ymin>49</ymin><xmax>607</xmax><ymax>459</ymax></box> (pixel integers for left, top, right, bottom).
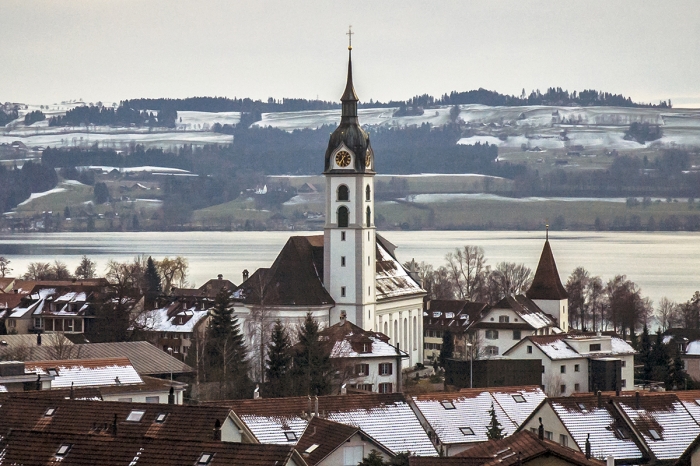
<box><xmin>535</xmin><ymin>338</ymin><xmax>581</xmax><ymax>360</ymax></box>
<box><xmin>330</xmin><ymin>336</ymin><xmax>404</xmax><ymax>359</ymax></box>
<box><xmin>517</xmin><ymin>310</ymin><xmax>554</xmax><ymax>329</ymax></box>
<box><xmin>551</xmin><ymin>401</ymin><xmax>643</xmax><ymax>461</ymax></box>
<box><xmin>26</xmin><ymin>359</ymin><xmax>143</xmax><ymax>388</ymax></box>
<box><xmin>490</xmin><ymin>388</ymin><xmax>546</xmax><ymax>426</ymax></box>
<box><xmin>375</xmin><ymin>241</ymin><xmax>424</xmax><ymax>301</ymax></box>
<box><xmin>686</xmin><ymin>341</ymin><xmax>700</xmax><ymax>355</ymax></box>
<box><xmin>609</xmin><ymin>337</ymin><xmax>636</xmax><ymax>355</ymax></box>
<box><xmin>239</xmin><ymin>415</ymin><xmax>308</xmax><ymax>445</ymax></box>
<box><xmin>138</xmin><ymin>306</ymin><xmax>209</xmax><ymax>333</ymax></box>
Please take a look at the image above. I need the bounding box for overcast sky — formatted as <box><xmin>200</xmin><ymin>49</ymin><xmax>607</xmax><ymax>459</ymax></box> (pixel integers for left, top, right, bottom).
<box><xmin>3</xmin><ymin>1</ymin><xmax>699</xmax><ymax>107</ymax></box>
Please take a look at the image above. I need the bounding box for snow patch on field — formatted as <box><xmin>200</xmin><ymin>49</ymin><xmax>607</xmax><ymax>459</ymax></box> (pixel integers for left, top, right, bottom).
<box><xmin>85</xmin><ymin>166</ymin><xmax>191</xmax><ymax>174</ymax></box>
<box><xmin>17</xmin><ymin>187</ymin><xmax>67</xmax><ymax>206</ymax></box>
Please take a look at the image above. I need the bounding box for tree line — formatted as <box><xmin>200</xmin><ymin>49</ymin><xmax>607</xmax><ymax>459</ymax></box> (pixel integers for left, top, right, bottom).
<box><xmin>0</xmin><ymin>108</ymin><xmax>18</xmax><ymax>126</ymax></box>
<box><xmin>48</xmin><ymin>105</ymin><xmax>177</xmax><ymax>128</ymax></box>
<box><xmin>0</xmin><ymin>161</ymin><xmax>58</xmax><ymax>213</ymax></box>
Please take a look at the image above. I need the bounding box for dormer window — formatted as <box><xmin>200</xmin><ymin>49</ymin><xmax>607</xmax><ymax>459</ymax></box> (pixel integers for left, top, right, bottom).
<box><xmin>589</xmin><ymin>343</ymin><xmax>602</xmax><ymax>351</ymax></box>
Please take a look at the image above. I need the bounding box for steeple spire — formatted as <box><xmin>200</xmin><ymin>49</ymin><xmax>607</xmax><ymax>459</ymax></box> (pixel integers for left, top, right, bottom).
<box><xmin>341</xmin><ymin>26</ymin><xmax>358</xmax><ymax>123</ymax></box>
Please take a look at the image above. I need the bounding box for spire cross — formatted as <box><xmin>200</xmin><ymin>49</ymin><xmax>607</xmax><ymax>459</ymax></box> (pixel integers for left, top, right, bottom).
<box><xmin>347</xmin><ymin>25</ymin><xmax>354</xmax><ymax>50</ymax></box>
<box><xmin>545</xmin><ymin>223</ymin><xmax>549</xmax><ymax>241</ymax></box>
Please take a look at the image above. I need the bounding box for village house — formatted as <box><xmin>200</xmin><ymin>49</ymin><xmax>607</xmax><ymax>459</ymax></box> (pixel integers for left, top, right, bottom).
<box><xmin>503</xmin><ymin>333</ymin><xmax>636</xmax><ymax>396</ymax></box>
<box><xmin>319</xmin><ymin>313</ymin><xmax>406</xmax><ymax>394</ymax></box>
<box><xmin>409</xmin><ymin>386</ymin><xmax>546</xmax><ymax>456</ymax></box>
<box><xmin>423</xmin><ymin>300</ymin><xmax>488</xmax><ymax>362</ymax></box>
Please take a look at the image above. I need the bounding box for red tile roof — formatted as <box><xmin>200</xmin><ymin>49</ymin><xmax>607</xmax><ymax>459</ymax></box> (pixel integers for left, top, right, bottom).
<box><xmin>295</xmin><ymin>417</ymin><xmax>361</xmax><ymax>465</ymax></box>
<box><xmin>526</xmin><ymin>240</ymin><xmax>568</xmax><ymax>301</ymax></box>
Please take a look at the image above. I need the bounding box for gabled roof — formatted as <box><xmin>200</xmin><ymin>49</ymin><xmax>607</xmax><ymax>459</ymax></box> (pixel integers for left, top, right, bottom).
<box><xmin>238</xmin><ymin>236</ymin><xmax>333</xmax><ymax>307</ymax></box>
<box><xmin>526</xmin><ymin>240</ymin><xmax>568</xmax><ymax>301</ymax></box>
<box><xmin>198</xmin><ymin>276</ymin><xmax>237</xmax><ymax>296</ymax></box>
<box><xmin>484</xmin><ymin>295</ymin><xmax>557</xmax><ymax>330</ymax></box>
<box><xmin>0</xmin><ymin>430</ymin><xmax>304</xmax><ymax>466</ymax></box>
<box><xmin>425</xmin><ymin>300</ymin><xmax>488</xmax><ymax>333</ymax></box>
<box><xmin>216</xmin><ymin>393</ymin><xmax>437</xmax><ymax>456</ymax></box>
<box><xmin>0</xmin><ymin>397</ymin><xmax>235</xmax><ymax>442</ymax></box>
<box><xmin>25</xmin><ymin>357</ymin><xmax>143</xmax><ymax>388</ymax></box>
<box><xmin>319</xmin><ymin>318</ymin><xmax>405</xmax><ymax>359</ymax></box>
<box><xmin>412</xmin><ymin>386</ymin><xmax>546</xmax><ymax>447</ymax></box>
<box><xmin>454</xmin><ymin>430</ymin><xmax>604</xmax><ymax>466</ymax></box>
<box><xmin>295</xmin><ymin>416</ymin><xmax>392</xmax><ymax>465</ymax></box>
<box><xmin>503</xmin><ymin>335</ymin><xmax>636</xmax><ymax>360</ymax></box>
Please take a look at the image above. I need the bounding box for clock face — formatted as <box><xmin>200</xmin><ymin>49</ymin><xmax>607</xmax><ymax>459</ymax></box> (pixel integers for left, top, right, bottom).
<box><xmin>335</xmin><ymin>150</ymin><xmax>351</xmax><ymax>168</ymax></box>
<box><xmin>365</xmin><ymin>149</ymin><xmax>372</xmax><ymax>169</ymax></box>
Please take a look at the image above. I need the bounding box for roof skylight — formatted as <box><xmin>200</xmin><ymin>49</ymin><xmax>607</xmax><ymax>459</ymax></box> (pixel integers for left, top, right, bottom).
<box><xmin>445</xmin><ymin>312</ymin><xmax>454</xmax><ymax>319</ymax></box>
<box><xmin>649</xmin><ymin>429</ymin><xmax>662</xmax><ymax>440</ymax></box>
<box><xmin>512</xmin><ymin>395</ymin><xmax>526</xmax><ymax>403</ymax></box>
<box><xmin>433</xmin><ymin>312</ymin><xmax>441</xmax><ymax>318</ymax></box>
<box><xmin>305</xmin><ymin>444</ymin><xmax>320</xmax><ymax>454</ymax></box>
<box><xmin>56</xmin><ymin>444</ymin><xmax>71</xmax><ymax>457</ymax></box>
<box><xmin>197</xmin><ymin>453</ymin><xmax>214</xmax><ymax>465</ymax></box>
<box><xmin>459</xmin><ymin>427</ymin><xmax>475</xmax><ymax>435</ymax></box>
<box><xmin>284</xmin><ymin>431</ymin><xmax>297</xmax><ymax>441</ymax></box>
<box><xmin>441</xmin><ymin>401</ymin><xmax>456</xmax><ymax>410</ymax></box>
<box><xmin>44</xmin><ymin>407</ymin><xmax>56</xmax><ymax>416</ymax></box>
<box><xmin>155</xmin><ymin>413</ymin><xmax>167</xmax><ymax>423</ymax></box>
<box><xmin>47</xmin><ymin>368</ymin><xmax>58</xmax><ymax>377</ymax></box>
<box><xmin>126</xmin><ymin>409</ymin><xmax>146</xmax><ymax>422</ymax></box>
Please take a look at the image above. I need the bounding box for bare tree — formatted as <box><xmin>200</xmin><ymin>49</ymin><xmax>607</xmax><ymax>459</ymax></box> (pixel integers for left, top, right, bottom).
<box><xmin>0</xmin><ymin>257</ymin><xmax>12</xmax><ymax>278</ymax></box>
<box><xmin>46</xmin><ymin>332</ymin><xmax>81</xmax><ymax>360</ymax></box>
<box><xmin>407</xmin><ymin>261</ymin><xmax>454</xmax><ymax>300</ymax></box>
<box><xmin>445</xmin><ymin>246</ymin><xmax>488</xmax><ymax>301</ymax></box>
<box><xmin>23</xmin><ymin>262</ymin><xmax>53</xmax><ymax>280</ymax></box>
<box><xmin>486</xmin><ymin>262</ymin><xmax>532</xmax><ymax>303</ymax></box>
<box><xmin>566</xmin><ymin>267</ymin><xmax>590</xmax><ymax>330</ymax></box>
<box><xmin>245</xmin><ymin>272</ymin><xmax>273</xmax><ymax>382</ymax></box>
<box><xmin>586</xmin><ymin>276</ymin><xmax>604</xmax><ymax>331</ymax></box>
<box><xmin>157</xmin><ymin>256</ymin><xmax>189</xmax><ymax>294</ymax></box>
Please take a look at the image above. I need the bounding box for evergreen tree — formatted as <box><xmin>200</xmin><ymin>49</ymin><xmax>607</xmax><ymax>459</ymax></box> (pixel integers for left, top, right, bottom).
<box><xmin>64</xmin><ymin>206</ymin><xmax>71</xmax><ymax>219</ymax></box>
<box><xmin>293</xmin><ymin>312</ymin><xmax>332</xmax><ymax>396</ymax></box>
<box><xmin>439</xmin><ymin>329</ymin><xmax>454</xmax><ymax>367</ymax></box>
<box><xmin>265</xmin><ymin>319</ymin><xmax>292</xmax><ymax>397</ymax></box>
<box><xmin>639</xmin><ymin>324</ymin><xmax>653</xmax><ymax>384</ymax></box>
<box><xmin>486</xmin><ymin>403</ymin><xmax>504</xmax><ymax>440</ymax></box>
<box><xmin>667</xmin><ymin>343</ymin><xmax>688</xmax><ymax>390</ymax></box>
<box><xmin>206</xmin><ymin>288</ymin><xmax>252</xmax><ymax>399</ymax></box>
<box><xmin>357</xmin><ymin>450</ymin><xmax>386</xmax><ymax>466</ymax></box>
<box><xmin>650</xmin><ymin>331</ymin><xmax>670</xmax><ymax>384</ymax></box>
<box><xmin>94</xmin><ymin>182</ymin><xmax>109</xmax><ymax>204</ymax></box>
<box><xmin>143</xmin><ymin>256</ymin><xmax>162</xmax><ymax>308</ymax></box>
<box><xmin>74</xmin><ymin>255</ymin><xmax>96</xmax><ymax>279</ymax></box>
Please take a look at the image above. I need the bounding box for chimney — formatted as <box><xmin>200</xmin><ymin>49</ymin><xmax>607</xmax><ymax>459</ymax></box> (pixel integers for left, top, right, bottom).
<box><xmin>339</xmin><ymin>310</ymin><xmax>346</xmax><ymax>324</ymax></box>
<box><xmin>585</xmin><ymin>433</ymin><xmax>591</xmax><ymax>459</ymax></box>
<box><xmin>217</xmin><ymin>274</ymin><xmax>223</xmax><ymax>280</ymax></box>
<box><xmin>36</xmin><ymin>333</ymin><xmax>42</xmax><ymax>346</ymax></box>
<box><xmin>242</xmin><ymin>269</ymin><xmax>249</xmax><ymax>281</ymax></box>
<box><xmin>307</xmin><ymin>396</ymin><xmax>312</xmax><ymax>418</ymax></box>
<box><xmin>341</xmin><ymin>383</ymin><xmax>347</xmax><ymax>395</ymax></box>
<box><xmin>35</xmin><ymin>373</ymin><xmax>41</xmax><ymax>391</ymax></box>
<box><xmin>538</xmin><ymin>417</ymin><xmax>544</xmax><ymax>441</ymax></box>
<box><xmin>254</xmin><ymin>384</ymin><xmax>260</xmax><ymax>399</ymax></box>
<box><xmin>70</xmin><ymin>382</ymin><xmax>74</xmax><ymax>400</ymax></box>
<box><xmin>597</xmin><ymin>391</ymin><xmax>602</xmax><ymax>408</ymax></box>
<box><xmin>606</xmin><ymin>456</ymin><xmax>615</xmax><ymax>466</ymax></box>
<box><xmin>168</xmin><ymin>386</ymin><xmax>175</xmax><ymax>405</ymax></box>
<box><xmin>213</xmin><ymin>419</ymin><xmax>222</xmax><ymax>441</ymax></box>
<box><xmin>635</xmin><ymin>391</ymin><xmax>640</xmax><ymax>410</ymax></box>
<box><xmin>314</xmin><ymin>396</ymin><xmax>319</xmax><ymax>418</ymax></box>
<box><xmin>111</xmin><ymin>414</ymin><xmax>118</xmax><ymax>436</ymax></box>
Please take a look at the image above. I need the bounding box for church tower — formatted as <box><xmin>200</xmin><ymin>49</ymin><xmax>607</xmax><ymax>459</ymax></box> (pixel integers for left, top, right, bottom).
<box><xmin>323</xmin><ymin>35</ymin><xmax>376</xmax><ymax>329</ymax></box>
<box><xmin>526</xmin><ymin>228</ymin><xmax>570</xmax><ymax>332</ymax></box>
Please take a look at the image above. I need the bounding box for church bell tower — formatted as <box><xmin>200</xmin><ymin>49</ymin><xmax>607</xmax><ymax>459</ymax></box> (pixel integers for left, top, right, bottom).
<box><xmin>323</xmin><ymin>30</ymin><xmax>376</xmax><ymax>329</ymax></box>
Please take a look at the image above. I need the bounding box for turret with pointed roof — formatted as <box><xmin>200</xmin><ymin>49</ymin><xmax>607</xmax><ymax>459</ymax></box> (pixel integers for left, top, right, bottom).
<box><xmin>526</xmin><ymin>231</ymin><xmax>569</xmax><ymax>332</ymax></box>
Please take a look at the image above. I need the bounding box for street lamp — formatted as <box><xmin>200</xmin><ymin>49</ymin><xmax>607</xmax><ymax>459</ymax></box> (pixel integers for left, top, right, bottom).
<box><xmin>466</xmin><ymin>343</ymin><xmax>473</xmax><ymax>389</ymax></box>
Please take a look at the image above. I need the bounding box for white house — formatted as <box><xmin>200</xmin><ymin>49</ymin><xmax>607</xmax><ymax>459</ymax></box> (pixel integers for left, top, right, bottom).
<box><xmin>503</xmin><ymin>333</ymin><xmax>636</xmax><ymax>396</ymax></box>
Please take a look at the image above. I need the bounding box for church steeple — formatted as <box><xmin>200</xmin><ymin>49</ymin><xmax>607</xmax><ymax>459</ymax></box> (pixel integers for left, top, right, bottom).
<box><xmin>341</xmin><ymin>31</ymin><xmax>359</xmax><ymax>123</ymax></box>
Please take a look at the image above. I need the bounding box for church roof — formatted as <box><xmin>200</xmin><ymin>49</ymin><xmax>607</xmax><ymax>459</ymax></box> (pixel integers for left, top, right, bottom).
<box><xmin>375</xmin><ymin>235</ymin><xmax>425</xmax><ymax>301</ymax></box>
<box><xmin>526</xmin><ymin>240</ymin><xmax>568</xmax><ymax>301</ymax></box>
<box><xmin>238</xmin><ymin>236</ymin><xmax>333</xmax><ymax>307</ymax></box>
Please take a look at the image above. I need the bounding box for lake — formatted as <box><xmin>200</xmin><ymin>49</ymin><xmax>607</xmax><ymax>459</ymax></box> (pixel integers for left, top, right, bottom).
<box><xmin>0</xmin><ymin>231</ymin><xmax>697</xmax><ymax>307</ymax></box>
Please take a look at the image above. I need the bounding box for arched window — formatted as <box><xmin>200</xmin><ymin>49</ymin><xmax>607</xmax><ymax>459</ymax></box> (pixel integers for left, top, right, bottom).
<box><xmin>384</xmin><ymin>321</ymin><xmax>388</xmax><ymax>336</ymax></box>
<box><xmin>337</xmin><ymin>206</ymin><xmax>349</xmax><ymax>228</ymax></box>
<box><xmin>366</xmin><ymin>206</ymin><xmax>371</xmax><ymax>227</ymax></box>
<box><xmin>365</xmin><ymin>184</ymin><xmax>371</xmax><ymax>201</ymax></box>
<box><xmin>337</xmin><ymin>185</ymin><xmax>349</xmax><ymax>201</ymax></box>
<box><xmin>413</xmin><ymin>316</ymin><xmax>417</xmax><ymax>350</ymax></box>
<box><xmin>403</xmin><ymin>318</ymin><xmax>408</xmax><ymax>350</ymax></box>
<box><xmin>394</xmin><ymin>320</ymin><xmax>398</xmax><ymax>346</ymax></box>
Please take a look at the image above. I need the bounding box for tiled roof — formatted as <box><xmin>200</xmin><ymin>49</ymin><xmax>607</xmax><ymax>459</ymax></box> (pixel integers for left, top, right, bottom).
<box><xmin>425</xmin><ymin>301</ymin><xmax>488</xmax><ymax>333</ymax></box>
<box><xmin>547</xmin><ymin>395</ymin><xmax>644</xmax><ymax>462</ymax></box>
<box><xmin>295</xmin><ymin>417</ymin><xmax>361</xmax><ymax>464</ymax></box>
<box><xmin>21</xmin><ymin>341</ymin><xmax>193</xmax><ymax>376</ymax></box>
<box><xmin>412</xmin><ymin>387</ymin><xmax>545</xmax><ymax>447</ymax></box>
<box><xmin>615</xmin><ymin>393</ymin><xmax>700</xmax><ymax>460</ymax></box>
<box><xmin>0</xmin><ymin>397</ymin><xmax>235</xmax><ymax>442</ymax></box>
<box><xmin>526</xmin><ymin>240</ymin><xmax>568</xmax><ymax>301</ymax></box>
<box><xmin>25</xmin><ymin>357</ymin><xmax>143</xmax><ymax>388</ymax></box>
<box><xmin>487</xmin><ymin>295</ymin><xmax>556</xmax><ymax>330</ymax></box>
<box><xmin>505</xmin><ymin>335</ymin><xmax>635</xmax><ymax>360</ymax></box>
<box><xmin>455</xmin><ymin>430</ymin><xmax>604</xmax><ymax>466</ymax></box>
<box><xmin>217</xmin><ymin>393</ymin><xmax>437</xmax><ymax>456</ymax></box>
<box><xmin>0</xmin><ymin>387</ymin><xmax>102</xmax><ymax>403</ymax></box>
<box><xmin>0</xmin><ymin>430</ymin><xmax>303</xmax><ymax>466</ymax></box>
<box><xmin>375</xmin><ymin>235</ymin><xmax>425</xmax><ymax>301</ymax></box>
<box><xmin>239</xmin><ymin>236</ymin><xmax>334</xmax><ymax>306</ymax></box>
<box><xmin>320</xmin><ymin>319</ymin><xmax>405</xmax><ymax>359</ymax></box>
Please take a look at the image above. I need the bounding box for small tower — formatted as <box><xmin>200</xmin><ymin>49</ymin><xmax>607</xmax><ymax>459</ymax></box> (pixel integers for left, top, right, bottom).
<box><xmin>323</xmin><ymin>28</ymin><xmax>376</xmax><ymax>329</ymax></box>
<box><xmin>526</xmin><ymin>226</ymin><xmax>569</xmax><ymax>331</ymax></box>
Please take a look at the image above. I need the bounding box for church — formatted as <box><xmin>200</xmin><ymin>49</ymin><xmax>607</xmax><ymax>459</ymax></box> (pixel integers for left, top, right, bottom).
<box><xmin>232</xmin><ymin>44</ymin><xmax>426</xmax><ymax>368</ymax></box>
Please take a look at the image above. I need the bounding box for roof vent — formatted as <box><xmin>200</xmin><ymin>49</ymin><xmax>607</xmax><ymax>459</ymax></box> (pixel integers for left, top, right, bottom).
<box><xmin>585</xmin><ymin>433</ymin><xmax>591</xmax><ymax>459</ymax></box>
<box><xmin>254</xmin><ymin>384</ymin><xmax>260</xmax><ymax>399</ymax></box>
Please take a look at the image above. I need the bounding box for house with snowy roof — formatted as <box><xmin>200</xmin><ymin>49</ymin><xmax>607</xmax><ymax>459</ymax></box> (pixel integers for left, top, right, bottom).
<box><xmin>409</xmin><ymin>386</ymin><xmax>546</xmax><ymax>456</ymax></box>
<box><xmin>423</xmin><ymin>300</ymin><xmax>488</xmax><ymax>362</ymax></box>
<box><xmin>231</xmin><ymin>48</ymin><xmax>426</xmax><ymax>368</ymax></box>
<box><xmin>137</xmin><ymin>301</ymin><xmax>210</xmax><ymax>357</ymax></box>
<box><xmin>503</xmin><ymin>333</ymin><xmax>635</xmax><ymax>396</ymax></box>
<box><xmin>521</xmin><ymin>391</ymin><xmax>700</xmax><ymax>464</ymax></box>
<box><xmin>216</xmin><ymin>393</ymin><xmax>438</xmax><ymax>457</ymax></box>
<box><xmin>317</xmin><ymin>313</ymin><xmax>406</xmax><ymax>394</ymax></box>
